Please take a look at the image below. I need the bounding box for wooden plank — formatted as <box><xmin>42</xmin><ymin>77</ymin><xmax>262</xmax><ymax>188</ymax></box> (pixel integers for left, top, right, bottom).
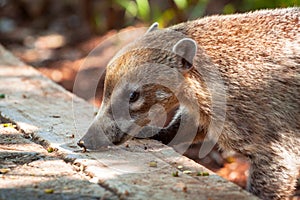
<box><xmin>0</xmin><ymin>126</ymin><xmax>117</xmax><ymax>200</ymax></box>
<box><xmin>0</xmin><ymin>45</ymin><xmax>258</xmax><ymax>199</ymax></box>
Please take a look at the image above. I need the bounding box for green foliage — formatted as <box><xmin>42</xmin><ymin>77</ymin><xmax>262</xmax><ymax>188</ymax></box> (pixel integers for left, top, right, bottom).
<box><xmin>237</xmin><ymin>0</ymin><xmax>300</xmax><ymax>12</ymax></box>
<box><xmin>136</xmin><ymin>0</ymin><xmax>151</xmax><ymax>21</ymax></box>
<box><xmin>223</xmin><ymin>4</ymin><xmax>236</xmax><ymax>14</ymax></box>
<box><xmin>174</xmin><ymin>0</ymin><xmax>188</xmax><ymax>10</ymax></box>
<box><xmin>102</xmin><ymin>0</ymin><xmax>300</xmax><ymax>30</ymax></box>
<box><xmin>189</xmin><ymin>0</ymin><xmax>209</xmax><ymax>20</ymax></box>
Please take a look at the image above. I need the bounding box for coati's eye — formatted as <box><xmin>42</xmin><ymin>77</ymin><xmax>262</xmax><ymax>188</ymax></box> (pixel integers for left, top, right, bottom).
<box><xmin>129</xmin><ymin>91</ymin><xmax>140</xmax><ymax>103</ymax></box>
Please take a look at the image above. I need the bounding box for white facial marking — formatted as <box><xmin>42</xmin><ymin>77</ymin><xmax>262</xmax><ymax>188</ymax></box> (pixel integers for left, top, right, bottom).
<box><xmin>165</xmin><ymin>105</ymin><xmax>183</xmax><ymax>128</ymax></box>
<box><xmin>155</xmin><ymin>90</ymin><xmax>171</xmax><ymax>101</ymax></box>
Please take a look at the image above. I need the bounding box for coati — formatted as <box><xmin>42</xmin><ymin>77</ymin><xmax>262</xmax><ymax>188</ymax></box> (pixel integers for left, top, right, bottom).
<box><xmin>78</xmin><ymin>8</ymin><xmax>300</xmax><ymax>199</ymax></box>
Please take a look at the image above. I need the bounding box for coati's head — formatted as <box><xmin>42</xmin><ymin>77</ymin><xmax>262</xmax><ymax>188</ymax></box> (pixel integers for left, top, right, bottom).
<box><xmin>78</xmin><ymin>23</ymin><xmax>211</xmax><ymax>150</ymax></box>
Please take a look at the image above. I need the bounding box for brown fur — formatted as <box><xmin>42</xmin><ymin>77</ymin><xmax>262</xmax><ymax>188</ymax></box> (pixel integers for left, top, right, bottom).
<box><xmin>79</xmin><ymin>8</ymin><xmax>300</xmax><ymax>199</ymax></box>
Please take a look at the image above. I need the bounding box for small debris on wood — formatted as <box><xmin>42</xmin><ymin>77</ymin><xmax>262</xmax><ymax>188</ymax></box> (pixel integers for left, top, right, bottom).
<box><xmin>180</xmin><ymin>183</ymin><xmax>188</xmax><ymax>193</ymax></box>
<box><xmin>66</xmin><ymin>133</ymin><xmax>75</xmax><ymax>138</ymax></box>
<box><xmin>44</xmin><ymin>189</ymin><xmax>54</xmax><ymax>194</ymax></box>
<box><xmin>202</xmin><ymin>172</ymin><xmax>210</xmax><ymax>176</ymax></box>
<box><xmin>77</xmin><ymin>140</ymin><xmax>87</xmax><ymax>152</ymax></box>
<box><xmin>149</xmin><ymin>161</ymin><xmax>157</xmax><ymax>167</ymax></box>
<box><xmin>23</xmin><ymin>133</ymin><xmax>32</xmax><ymax>139</ymax></box>
<box><xmin>4</xmin><ymin>138</ymin><xmax>12</xmax><ymax>142</ymax></box>
<box><xmin>172</xmin><ymin>171</ymin><xmax>179</xmax><ymax>177</ymax></box>
<box><xmin>47</xmin><ymin>147</ymin><xmax>54</xmax><ymax>153</ymax></box>
<box><xmin>174</xmin><ymin>182</ymin><xmax>187</xmax><ymax>193</ymax></box>
<box><xmin>22</xmin><ymin>94</ymin><xmax>27</xmax><ymax>98</ymax></box>
<box><xmin>177</xmin><ymin>165</ymin><xmax>183</xmax><ymax>169</ymax></box>
<box><xmin>124</xmin><ymin>190</ymin><xmax>129</xmax><ymax>196</ymax></box>
<box><xmin>183</xmin><ymin>170</ymin><xmax>192</xmax><ymax>175</ymax></box>
<box><xmin>183</xmin><ymin>186</ymin><xmax>187</xmax><ymax>193</ymax></box>
<box><xmin>0</xmin><ymin>168</ymin><xmax>11</xmax><ymax>174</ymax></box>
<box><xmin>50</xmin><ymin>115</ymin><xmax>60</xmax><ymax>118</ymax></box>
<box><xmin>197</xmin><ymin>171</ymin><xmax>210</xmax><ymax>176</ymax></box>
<box><xmin>1</xmin><ymin>123</ymin><xmax>16</xmax><ymax>128</ymax></box>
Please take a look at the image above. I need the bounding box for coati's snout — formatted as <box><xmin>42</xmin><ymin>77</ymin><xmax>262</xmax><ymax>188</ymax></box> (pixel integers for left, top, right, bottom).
<box><xmin>77</xmin><ymin>105</ymin><xmax>134</xmax><ymax>150</ymax></box>
<box><xmin>77</xmin><ymin>119</ymin><xmax>112</xmax><ymax>150</ymax></box>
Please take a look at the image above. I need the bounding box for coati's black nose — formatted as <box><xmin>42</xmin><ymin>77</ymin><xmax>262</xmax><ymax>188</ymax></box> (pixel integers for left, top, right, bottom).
<box><xmin>77</xmin><ymin>140</ymin><xmax>87</xmax><ymax>152</ymax></box>
<box><xmin>77</xmin><ymin>140</ymin><xmax>86</xmax><ymax>151</ymax></box>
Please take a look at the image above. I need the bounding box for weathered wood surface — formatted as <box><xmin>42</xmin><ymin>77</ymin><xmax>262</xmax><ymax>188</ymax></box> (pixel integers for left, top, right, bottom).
<box><xmin>0</xmin><ymin>45</ymin><xmax>258</xmax><ymax>199</ymax></box>
<box><xmin>0</xmin><ymin>126</ymin><xmax>117</xmax><ymax>200</ymax></box>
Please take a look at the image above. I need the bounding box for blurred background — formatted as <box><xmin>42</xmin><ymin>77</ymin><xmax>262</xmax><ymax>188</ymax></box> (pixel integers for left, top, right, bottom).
<box><xmin>0</xmin><ymin>0</ymin><xmax>299</xmax><ymax>195</ymax></box>
<box><xmin>1</xmin><ymin>0</ymin><xmax>299</xmax><ymax>103</ymax></box>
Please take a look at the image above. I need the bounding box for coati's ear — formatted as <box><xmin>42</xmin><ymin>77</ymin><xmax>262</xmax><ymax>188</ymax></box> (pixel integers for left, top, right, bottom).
<box><xmin>172</xmin><ymin>38</ymin><xmax>197</xmax><ymax>72</ymax></box>
<box><xmin>146</xmin><ymin>22</ymin><xmax>159</xmax><ymax>33</ymax></box>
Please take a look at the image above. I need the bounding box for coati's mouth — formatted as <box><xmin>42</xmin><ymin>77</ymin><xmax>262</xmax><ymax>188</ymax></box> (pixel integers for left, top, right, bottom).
<box><xmin>114</xmin><ymin>104</ymin><xmax>181</xmax><ymax>145</ymax></box>
<box><xmin>111</xmin><ymin>126</ymin><xmax>134</xmax><ymax>145</ymax></box>
<box><xmin>133</xmin><ymin>104</ymin><xmax>181</xmax><ymax>141</ymax></box>
<box><xmin>150</xmin><ymin>110</ymin><xmax>182</xmax><ymax>144</ymax></box>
